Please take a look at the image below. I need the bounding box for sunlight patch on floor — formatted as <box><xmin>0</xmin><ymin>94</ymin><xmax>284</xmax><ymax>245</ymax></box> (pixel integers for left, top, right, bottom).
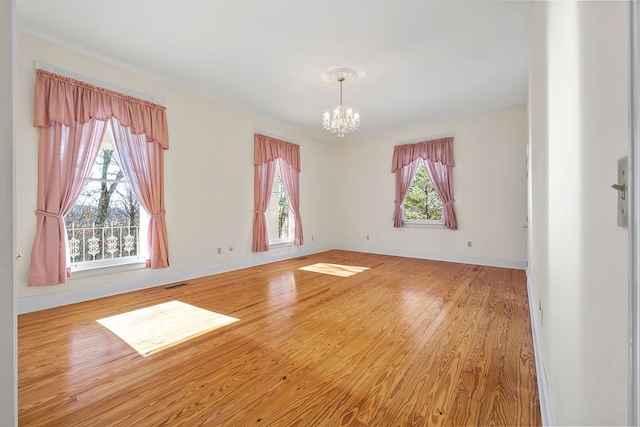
<box><xmin>298</xmin><ymin>263</ymin><xmax>370</xmax><ymax>277</ymax></box>
<box><xmin>97</xmin><ymin>300</ymin><xmax>239</xmax><ymax>357</ymax></box>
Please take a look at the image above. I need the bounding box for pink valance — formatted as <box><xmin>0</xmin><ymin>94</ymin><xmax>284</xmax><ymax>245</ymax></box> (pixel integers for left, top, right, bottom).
<box><xmin>254</xmin><ymin>133</ymin><xmax>300</xmax><ymax>171</ymax></box>
<box><xmin>391</xmin><ymin>137</ymin><xmax>454</xmax><ymax>172</ymax></box>
<box><xmin>34</xmin><ymin>69</ymin><xmax>169</xmax><ymax>150</ymax></box>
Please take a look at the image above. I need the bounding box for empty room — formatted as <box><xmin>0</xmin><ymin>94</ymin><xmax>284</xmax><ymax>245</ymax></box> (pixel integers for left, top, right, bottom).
<box><xmin>4</xmin><ymin>0</ymin><xmax>638</xmax><ymax>426</ymax></box>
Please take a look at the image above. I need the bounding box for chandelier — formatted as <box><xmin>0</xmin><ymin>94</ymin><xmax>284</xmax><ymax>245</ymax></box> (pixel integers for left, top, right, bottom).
<box><xmin>323</xmin><ymin>68</ymin><xmax>360</xmax><ymax>137</ymax></box>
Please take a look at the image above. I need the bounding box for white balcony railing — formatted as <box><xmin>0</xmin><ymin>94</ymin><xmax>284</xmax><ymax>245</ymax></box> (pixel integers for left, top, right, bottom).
<box><xmin>67</xmin><ymin>223</ymin><xmax>140</xmax><ymax>263</ymax></box>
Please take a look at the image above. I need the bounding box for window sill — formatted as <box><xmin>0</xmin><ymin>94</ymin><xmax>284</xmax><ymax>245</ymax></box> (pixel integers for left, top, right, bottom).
<box><xmin>69</xmin><ymin>258</ymin><xmax>147</xmax><ymax>279</ymax></box>
<box><xmin>269</xmin><ymin>240</ymin><xmax>293</xmax><ymax>248</ymax></box>
<box><xmin>403</xmin><ymin>221</ymin><xmax>446</xmax><ymax>229</ymax></box>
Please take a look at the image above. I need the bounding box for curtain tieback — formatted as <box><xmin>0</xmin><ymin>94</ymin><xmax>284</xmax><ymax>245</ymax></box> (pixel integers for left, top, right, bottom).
<box><xmin>253</xmin><ymin>210</ymin><xmax>265</xmax><ymax>214</ymax></box>
<box><xmin>150</xmin><ymin>210</ymin><xmax>166</xmax><ymax>219</ymax></box>
<box><xmin>35</xmin><ymin>210</ymin><xmax>61</xmax><ymax>219</ymax></box>
<box><xmin>444</xmin><ymin>200</ymin><xmax>455</xmax><ymax>206</ymax></box>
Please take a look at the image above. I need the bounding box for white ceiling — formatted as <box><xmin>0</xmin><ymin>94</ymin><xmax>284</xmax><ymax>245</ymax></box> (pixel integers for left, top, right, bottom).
<box><xmin>16</xmin><ymin>0</ymin><xmax>532</xmax><ymax>142</ymax></box>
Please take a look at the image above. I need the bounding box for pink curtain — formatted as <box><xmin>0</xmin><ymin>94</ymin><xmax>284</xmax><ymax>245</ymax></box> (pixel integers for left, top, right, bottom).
<box><xmin>279</xmin><ymin>159</ymin><xmax>304</xmax><ymax>245</ymax></box>
<box><xmin>34</xmin><ymin>70</ymin><xmax>169</xmax><ymax>149</ymax></box>
<box><xmin>27</xmin><ymin>120</ymin><xmax>107</xmax><ymax>286</ymax></box>
<box><xmin>28</xmin><ymin>70</ymin><xmax>170</xmax><ymax>286</ymax></box>
<box><xmin>393</xmin><ymin>159</ymin><xmax>420</xmax><ymax>227</ymax></box>
<box><xmin>252</xmin><ymin>160</ymin><xmax>277</xmax><ymax>252</ymax></box>
<box><xmin>111</xmin><ymin>119</ymin><xmax>170</xmax><ymax>268</ymax></box>
<box><xmin>391</xmin><ymin>137</ymin><xmax>457</xmax><ymax>230</ymax></box>
<box><xmin>254</xmin><ymin>134</ymin><xmax>300</xmax><ymax>170</ymax></box>
<box><xmin>253</xmin><ymin>133</ymin><xmax>302</xmax><ymax>251</ymax></box>
<box><xmin>391</xmin><ymin>137</ymin><xmax>454</xmax><ymax>171</ymax></box>
<box><xmin>424</xmin><ymin>159</ymin><xmax>458</xmax><ymax>229</ymax></box>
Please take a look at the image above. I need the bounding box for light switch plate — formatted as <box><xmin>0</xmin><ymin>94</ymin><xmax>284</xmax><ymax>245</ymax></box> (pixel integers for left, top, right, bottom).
<box><xmin>618</xmin><ymin>156</ymin><xmax>628</xmax><ymax>228</ymax></box>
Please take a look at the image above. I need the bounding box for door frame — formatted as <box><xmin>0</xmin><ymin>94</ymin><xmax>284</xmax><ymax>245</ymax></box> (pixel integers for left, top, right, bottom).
<box><xmin>629</xmin><ymin>1</ymin><xmax>639</xmax><ymax>425</ymax></box>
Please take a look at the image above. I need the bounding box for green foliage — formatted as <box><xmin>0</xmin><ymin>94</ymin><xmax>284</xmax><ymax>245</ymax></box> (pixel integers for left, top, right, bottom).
<box><xmin>404</xmin><ymin>161</ymin><xmax>443</xmax><ymax>221</ymax></box>
<box><xmin>278</xmin><ymin>186</ymin><xmax>290</xmax><ymax>239</ymax></box>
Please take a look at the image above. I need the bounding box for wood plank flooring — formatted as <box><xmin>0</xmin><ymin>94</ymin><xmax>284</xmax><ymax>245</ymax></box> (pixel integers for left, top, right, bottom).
<box><xmin>18</xmin><ymin>250</ymin><xmax>541</xmax><ymax>426</ymax></box>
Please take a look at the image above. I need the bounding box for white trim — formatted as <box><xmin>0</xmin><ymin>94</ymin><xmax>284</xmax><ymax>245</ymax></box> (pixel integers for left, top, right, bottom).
<box><xmin>394</xmin><ymin>131</ymin><xmax>455</xmax><ymax>146</ymax></box>
<box><xmin>268</xmin><ymin>240</ymin><xmax>293</xmax><ymax>248</ymax></box>
<box><xmin>629</xmin><ymin>0</ymin><xmax>640</xmax><ymax>424</ymax></box>
<box><xmin>34</xmin><ymin>61</ymin><xmax>165</xmax><ymax>106</ymax></box>
<box><xmin>527</xmin><ymin>275</ymin><xmax>555</xmax><ymax>426</ymax></box>
<box><xmin>402</xmin><ymin>221</ymin><xmax>446</xmax><ymax>229</ymax></box>
<box><xmin>69</xmin><ymin>259</ymin><xmax>147</xmax><ymax>279</ymax></box>
<box><xmin>8</xmin><ymin>0</ymin><xmax>18</xmax><ymax>423</ymax></box>
<box><xmin>337</xmin><ymin>245</ymin><xmax>526</xmax><ymax>270</ymax></box>
<box><xmin>17</xmin><ymin>245</ymin><xmax>333</xmax><ymax>314</ymax></box>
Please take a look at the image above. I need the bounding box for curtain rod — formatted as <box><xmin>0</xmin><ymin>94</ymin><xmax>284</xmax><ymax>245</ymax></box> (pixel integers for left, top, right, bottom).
<box><xmin>34</xmin><ymin>61</ymin><xmax>165</xmax><ymax>106</ymax></box>
<box><xmin>395</xmin><ymin>131</ymin><xmax>455</xmax><ymax>146</ymax></box>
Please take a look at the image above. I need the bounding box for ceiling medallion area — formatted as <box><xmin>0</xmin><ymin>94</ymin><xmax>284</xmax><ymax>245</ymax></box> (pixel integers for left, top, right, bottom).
<box><xmin>322</xmin><ymin>68</ymin><xmax>360</xmax><ymax>138</ymax></box>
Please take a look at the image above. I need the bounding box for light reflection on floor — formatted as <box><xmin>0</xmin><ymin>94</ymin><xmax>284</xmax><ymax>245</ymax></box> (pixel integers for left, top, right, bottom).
<box><xmin>298</xmin><ymin>263</ymin><xmax>370</xmax><ymax>277</ymax></box>
<box><xmin>269</xmin><ymin>273</ymin><xmax>297</xmax><ymax>304</ymax></box>
<box><xmin>97</xmin><ymin>300</ymin><xmax>239</xmax><ymax>357</ymax></box>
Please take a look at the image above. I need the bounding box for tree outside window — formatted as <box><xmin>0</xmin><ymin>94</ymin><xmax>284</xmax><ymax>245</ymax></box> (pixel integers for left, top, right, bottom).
<box><xmin>403</xmin><ymin>160</ymin><xmax>443</xmax><ymax>222</ymax></box>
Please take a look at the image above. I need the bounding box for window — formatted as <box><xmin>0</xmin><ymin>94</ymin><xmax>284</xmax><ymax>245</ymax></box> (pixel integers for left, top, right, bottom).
<box><xmin>28</xmin><ymin>69</ymin><xmax>169</xmax><ymax>286</ymax></box>
<box><xmin>65</xmin><ymin>125</ymin><xmax>148</xmax><ymax>271</ymax></box>
<box><xmin>252</xmin><ymin>133</ymin><xmax>302</xmax><ymax>252</ymax></box>
<box><xmin>391</xmin><ymin>136</ymin><xmax>457</xmax><ymax>229</ymax></box>
<box><xmin>266</xmin><ymin>160</ymin><xmax>294</xmax><ymax>245</ymax></box>
<box><xmin>403</xmin><ymin>160</ymin><xmax>444</xmax><ymax>225</ymax></box>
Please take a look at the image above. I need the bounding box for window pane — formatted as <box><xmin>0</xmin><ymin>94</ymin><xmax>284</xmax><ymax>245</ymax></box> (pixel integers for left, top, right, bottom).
<box><xmin>66</xmin><ymin>181</ymin><xmax>142</xmax><ymax>262</ymax></box>
<box><xmin>403</xmin><ymin>160</ymin><xmax>443</xmax><ymax>221</ymax></box>
<box><xmin>89</xmin><ymin>128</ymin><xmax>126</xmax><ymax>182</ymax></box>
<box><xmin>267</xmin><ymin>162</ymin><xmax>293</xmax><ymax>243</ymax></box>
<box><xmin>65</xmin><ymin>128</ymin><xmax>143</xmax><ymax>264</ymax></box>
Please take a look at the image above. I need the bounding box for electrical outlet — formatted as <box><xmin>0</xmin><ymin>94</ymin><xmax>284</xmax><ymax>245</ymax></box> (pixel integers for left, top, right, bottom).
<box><xmin>366</xmin><ymin>235</ymin><xmax>370</xmax><ymax>240</ymax></box>
<box><xmin>467</xmin><ymin>241</ymin><xmax>472</xmax><ymax>247</ymax></box>
<box><xmin>229</xmin><ymin>247</ymin><xmax>233</xmax><ymax>252</ymax></box>
<box><xmin>312</xmin><ymin>236</ymin><xmax>314</xmax><ymax>241</ymax></box>
<box><xmin>217</xmin><ymin>248</ymin><xmax>222</xmax><ymax>254</ymax></box>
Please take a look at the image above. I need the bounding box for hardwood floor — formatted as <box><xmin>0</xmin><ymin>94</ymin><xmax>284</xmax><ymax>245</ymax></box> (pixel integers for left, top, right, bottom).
<box><xmin>19</xmin><ymin>250</ymin><xmax>541</xmax><ymax>426</ymax></box>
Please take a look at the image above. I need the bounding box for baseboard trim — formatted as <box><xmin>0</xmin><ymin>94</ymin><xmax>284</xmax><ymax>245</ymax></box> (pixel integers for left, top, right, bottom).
<box><xmin>337</xmin><ymin>245</ymin><xmax>527</xmax><ymax>270</ymax></box>
<box><xmin>526</xmin><ymin>275</ymin><xmax>555</xmax><ymax>426</ymax></box>
<box><xmin>17</xmin><ymin>245</ymin><xmax>333</xmax><ymax>314</ymax></box>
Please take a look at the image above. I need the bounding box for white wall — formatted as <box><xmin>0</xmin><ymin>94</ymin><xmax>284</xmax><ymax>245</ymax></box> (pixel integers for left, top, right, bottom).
<box><xmin>335</xmin><ymin>104</ymin><xmax>528</xmax><ymax>268</ymax></box>
<box><xmin>16</xmin><ymin>32</ymin><xmax>339</xmax><ymax>312</ymax></box>
<box><xmin>529</xmin><ymin>1</ymin><xmax>629</xmax><ymax>425</ymax></box>
<box><xmin>1</xmin><ymin>0</ymin><xmax>17</xmax><ymax>424</ymax></box>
